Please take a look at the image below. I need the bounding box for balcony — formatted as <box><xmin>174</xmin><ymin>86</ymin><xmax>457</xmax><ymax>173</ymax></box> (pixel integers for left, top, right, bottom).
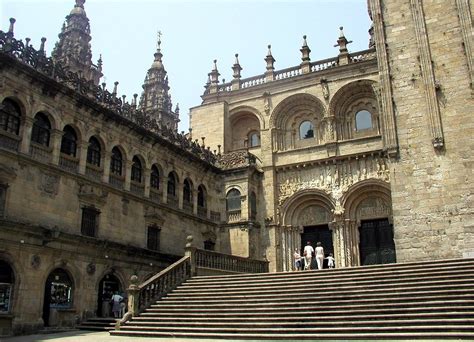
<box><xmin>59</xmin><ymin>154</ymin><xmax>79</xmax><ymax>173</ymax></box>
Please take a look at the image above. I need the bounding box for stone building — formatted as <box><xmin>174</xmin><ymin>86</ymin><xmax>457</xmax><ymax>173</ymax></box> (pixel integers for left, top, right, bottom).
<box><xmin>0</xmin><ymin>0</ymin><xmax>472</xmax><ymax>336</ymax></box>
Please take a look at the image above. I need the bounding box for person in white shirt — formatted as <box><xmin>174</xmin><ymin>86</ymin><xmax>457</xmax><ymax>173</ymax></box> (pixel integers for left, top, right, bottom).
<box><xmin>293</xmin><ymin>248</ymin><xmax>302</xmax><ymax>271</ymax></box>
<box><xmin>315</xmin><ymin>242</ymin><xmax>325</xmax><ymax>270</ymax></box>
<box><xmin>111</xmin><ymin>291</ymin><xmax>123</xmax><ymax>318</ymax></box>
<box><xmin>303</xmin><ymin>241</ymin><xmax>314</xmax><ymax>270</ymax></box>
<box><xmin>326</xmin><ymin>253</ymin><xmax>335</xmax><ymax>269</ymax></box>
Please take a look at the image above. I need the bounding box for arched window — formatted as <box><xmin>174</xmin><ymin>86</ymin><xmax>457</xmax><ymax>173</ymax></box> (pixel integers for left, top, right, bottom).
<box><xmin>299</xmin><ymin>120</ymin><xmax>314</xmax><ymax>139</ymax></box>
<box><xmin>183</xmin><ymin>179</ymin><xmax>192</xmax><ymax>204</ymax></box>
<box><xmin>110</xmin><ymin>147</ymin><xmax>123</xmax><ymax>176</ymax></box>
<box><xmin>249</xmin><ymin>191</ymin><xmax>257</xmax><ymax>220</ymax></box>
<box><xmin>248</xmin><ymin>131</ymin><xmax>260</xmax><ymax>147</ymax></box>
<box><xmin>131</xmin><ymin>156</ymin><xmax>142</xmax><ymax>183</ymax></box>
<box><xmin>31</xmin><ymin>113</ymin><xmax>51</xmax><ymax>146</ymax></box>
<box><xmin>60</xmin><ymin>125</ymin><xmax>77</xmax><ymax>157</ymax></box>
<box><xmin>355</xmin><ymin>110</ymin><xmax>372</xmax><ymax>131</ymax></box>
<box><xmin>0</xmin><ymin>260</ymin><xmax>14</xmax><ymax>313</ymax></box>
<box><xmin>226</xmin><ymin>189</ymin><xmax>241</xmax><ymax>212</ymax></box>
<box><xmin>167</xmin><ymin>172</ymin><xmax>176</xmax><ymax>197</ymax></box>
<box><xmin>87</xmin><ymin>137</ymin><xmax>101</xmax><ymax>167</ymax></box>
<box><xmin>44</xmin><ymin>268</ymin><xmax>73</xmax><ymax>311</ymax></box>
<box><xmin>197</xmin><ymin>185</ymin><xmax>206</xmax><ymax>208</ymax></box>
<box><xmin>0</xmin><ymin>98</ymin><xmax>21</xmax><ymax>135</ymax></box>
<box><xmin>150</xmin><ymin>165</ymin><xmax>160</xmax><ymax>190</ymax></box>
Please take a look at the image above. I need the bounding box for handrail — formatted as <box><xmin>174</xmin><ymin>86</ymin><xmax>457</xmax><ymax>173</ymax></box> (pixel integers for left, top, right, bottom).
<box><xmin>139</xmin><ymin>255</ymin><xmax>190</xmax><ymax>290</ymax></box>
<box><xmin>194</xmin><ymin>248</ymin><xmax>269</xmax><ymax>274</ymax></box>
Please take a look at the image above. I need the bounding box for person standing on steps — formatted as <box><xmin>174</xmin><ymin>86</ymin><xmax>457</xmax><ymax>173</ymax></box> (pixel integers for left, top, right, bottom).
<box><xmin>294</xmin><ymin>248</ymin><xmax>302</xmax><ymax>271</ymax></box>
<box><xmin>110</xmin><ymin>291</ymin><xmax>123</xmax><ymax>318</ymax></box>
<box><xmin>326</xmin><ymin>253</ymin><xmax>335</xmax><ymax>269</ymax></box>
<box><xmin>315</xmin><ymin>242</ymin><xmax>325</xmax><ymax>270</ymax></box>
<box><xmin>303</xmin><ymin>241</ymin><xmax>314</xmax><ymax>270</ymax></box>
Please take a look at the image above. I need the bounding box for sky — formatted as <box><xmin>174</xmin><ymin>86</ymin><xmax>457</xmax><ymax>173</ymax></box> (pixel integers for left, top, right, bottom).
<box><xmin>1</xmin><ymin>0</ymin><xmax>371</xmax><ymax>132</ymax></box>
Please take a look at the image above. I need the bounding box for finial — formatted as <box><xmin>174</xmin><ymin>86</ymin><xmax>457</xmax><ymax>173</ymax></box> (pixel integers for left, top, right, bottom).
<box><xmin>97</xmin><ymin>54</ymin><xmax>103</xmax><ymax>72</ymax></box>
<box><xmin>8</xmin><ymin>18</ymin><xmax>16</xmax><ymax>36</ymax></box>
<box><xmin>156</xmin><ymin>30</ymin><xmax>162</xmax><ymax>51</ymax></box>
<box><xmin>334</xmin><ymin>26</ymin><xmax>352</xmax><ymax>54</ymax></box>
<box><xmin>213</xmin><ymin>59</ymin><xmax>218</xmax><ymax>71</ymax></box>
<box><xmin>39</xmin><ymin>37</ymin><xmax>47</xmax><ymax>55</ymax></box>
<box><xmin>132</xmin><ymin>93</ymin><xmax>138</xmax><ymax>107</ymax></box>
<box><xmin>232</xmin><ymin>53</ymin><xmax>243</xmax><ymax>80</ymax></box>
<box><xmin>201</xmin><ymin>137</ymin><xmax>205</xmax><ymax>147</ymax></box>
<box><xmin>75</xmin><ymin>0</ymin><xmax>85</xmax><ymax>8</ymax></box>
<box><xmin>300</xmin><ymin>35</ymin><xmax>311</xmax><ymax>62</ymax></box>
<box><xmin>209</xmin><ymin>60</ymin><xmax>220</xmax><ymax>85</ymax></box>
<box><xmin>265</xmin><ymin>44</ymin><xmax>275</xmax><ymax>71</ymax></box>
<box><xmin>112</xmin><ymin>81</ymin><xmax>119</xmax><ymax>95</ymax></box>
<box><xmin>174</xmin><ymin>103</ymin><xmax>180</xmax><ymax>114</ymax></box>
<box><xmin>25</xmin><ymin>37</ymin><xmax>31</xmax><ymax>48</ymax></box>
<box><xmin>302</xmin><ymin>35</ymin><xmax>308</xmax><ymax>47</ymax></box>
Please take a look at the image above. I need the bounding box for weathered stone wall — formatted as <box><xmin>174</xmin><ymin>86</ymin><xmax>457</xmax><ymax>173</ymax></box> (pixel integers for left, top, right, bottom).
<box><xmin>375</xmin><ymin>0</ymin><xmax>474</xmax><ymax>260</ymax></box>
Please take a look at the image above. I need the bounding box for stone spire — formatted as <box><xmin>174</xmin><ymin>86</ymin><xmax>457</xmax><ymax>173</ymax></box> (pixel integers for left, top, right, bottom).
<box><xmin>139</xmin><ymin>33</ymin><xmax>179</xmax><ymax>130</ymax></box>
<box><xmin>51</xmin><ymin>0</ymin><xmax>102</xmax><ymax>85</ymax></box>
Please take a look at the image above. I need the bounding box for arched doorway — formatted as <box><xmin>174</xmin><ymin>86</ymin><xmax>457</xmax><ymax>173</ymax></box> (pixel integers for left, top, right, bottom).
<box><xmin>281</xmin><ymin>190</ymin><xmax>335</xmax><ymax>271</ymax></box>
<box><xmin>343</xmin><ymin>180</ymin><xmax>395</xmax><ymax>266</ymax></box>
<box><xmin>42</xmin><ymin>268</ymin><xmax>73</xmax><ymax>327</ymax></box>
<box><xmin>97</xmin><ymin>273</ymin><xmax>122</xmax><ymax>318</ymax></box>
<box><xmin>0</xmin><ymin>260</ymin><xmax>14</xmax><ymax>313</ymax></box>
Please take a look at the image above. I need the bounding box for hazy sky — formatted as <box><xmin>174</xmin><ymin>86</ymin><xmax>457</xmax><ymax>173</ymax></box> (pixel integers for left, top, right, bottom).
<box><xmin>1</xmin><ymin>0</ymin><xmax>371</xmax><ymax>132</ymax></box>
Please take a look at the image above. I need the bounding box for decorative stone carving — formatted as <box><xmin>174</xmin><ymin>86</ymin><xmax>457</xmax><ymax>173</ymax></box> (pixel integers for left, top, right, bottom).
<box><xmin>30</xmin><ymin>254</ymin><xmax>41</xmax><ymax>269</ymax></box>
<box><xmin>263</xmin><ymin>92</ymin><xmax>272</xmax><ymax>115</ymax></box>
<box><xmin>86</xmin><ymin>263</ymin><xmax>96</xmax><ymax>275</ymax></box>
<box><xmin>296</xmin><ymin>205</ymin><xmax>330</xmax><ymax>226</ymax></box>
<box><xmin>277</xmin><ymin>155</ymin><xmax>390</xmax><ymax>206</ymax></box>
<box><xmin>321</xmin><ymin>78</ymin><xmax>330</xmax><ymax>100</ymax></box>
<box><xmin>218</xmin><ymin>151</ymin><xmax>256</xmax><ymax>170</ymax></box>
<box><xmin>357</xmin><ymin>197</ymin><xmax>391</xmax><ymax>219</ymax></box>
<box><xmin>38</xmin><ymin>172</ymin><xmax>60</xmax><ymax>197</ymax></box>
<box><xmin>78</xmin><ymin>184</ymin><xmax>108</xmax><ymax>206</ymax></box>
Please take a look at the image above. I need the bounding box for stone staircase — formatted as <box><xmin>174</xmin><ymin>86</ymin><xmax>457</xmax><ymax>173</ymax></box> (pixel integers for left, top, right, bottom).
<box><xmin>111</xmin><ymin>258</ymin><xmax>474</xmax><ymax>339</ymax></box>
<box><xmin>77</xmin><ymin>317</ymin><xmax>118</xmax><ymax>331</ymax></box>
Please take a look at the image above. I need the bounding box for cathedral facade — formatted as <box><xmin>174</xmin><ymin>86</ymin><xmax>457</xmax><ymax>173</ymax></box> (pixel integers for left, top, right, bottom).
<box><xmin>0</xmin><ymin>0</ymin><xmax>472</xmax><ymax>336</ymax></box>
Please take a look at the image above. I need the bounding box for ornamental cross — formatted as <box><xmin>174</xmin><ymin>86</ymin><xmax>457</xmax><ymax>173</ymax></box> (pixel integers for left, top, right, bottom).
<box><xmin>157</xmin><ymin>30</ymin><xmax>162</xmax><ymax>48</ymax></box>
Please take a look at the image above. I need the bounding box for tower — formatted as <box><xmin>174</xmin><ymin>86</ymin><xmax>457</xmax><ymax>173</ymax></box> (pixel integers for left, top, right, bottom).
<box><xmin>51</xmin><ymin>0</ymin><xmax>102</xmax><ymax>85</ymax></box>
<box><xmin>139</xmin><ymin>34</ymin><xmax>179</xmax><ymax>130</ymax></box>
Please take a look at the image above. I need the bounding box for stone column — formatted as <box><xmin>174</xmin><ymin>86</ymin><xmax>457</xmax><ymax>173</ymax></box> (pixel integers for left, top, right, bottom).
<box><xmin>126</xmin><ymin>275</ymin><xmax>140</xmax><ymax>317</ymax></box>
<box><xmin>102</xmin><ymin>152</ymin><xmax>111</xmax><ymax>183</ymax></box>
<box><xmin>143</xmin><ymin>169</ymin><xmax>151</xmax><ymax>198</ymax></box>
<box><xmin>124</xmin><ymin>160</ymin><xmax>133</xmax><ymax>191</ymax></box>
<box><xmin>50</xmin><ymin>129</ymin><xmax>63</xmax><ymax>165</ymax></box>
<box><xmin>20</xmin><ymin>117</ymin><xmax>34</xmax><ymax>154</ymax></box>
<box><xmin>192</xmin><ymin>189</ymin><xmax>198</xmax><ymax>215</ymax></box>
<box><xmin>177</xmin><ymin>180</ymin><xmax>183</xmax><ymax>209</ymax></box>
<box><xmin>78</xmin><ymin>142</ymin><xmax>89</xmax><ymax>175</ymax></box>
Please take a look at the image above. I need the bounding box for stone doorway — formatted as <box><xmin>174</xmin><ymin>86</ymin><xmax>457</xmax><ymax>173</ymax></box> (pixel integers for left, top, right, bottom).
<box><xmin>42</xmin><ymin>268</ymin><xmax>73</xmax><ymax>327</ymax></box>
<box><xmin>97</xmin><ymin>273</ymin><xmax>122</xmax><ymax>318</ymax></box>
<box><xmin>301</xmin><ymin>225</ymin><xmax>333</xmax><ymax>268</ymax></box>
<box><xmin>359</xmin><ymin>218</ymin><xmax>396</xmax><ymax>265</ymax></box>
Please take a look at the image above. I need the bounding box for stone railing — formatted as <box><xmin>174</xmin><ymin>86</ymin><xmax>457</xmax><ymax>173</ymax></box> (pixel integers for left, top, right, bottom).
<box><xmin>210</xmin><ymin>211</ymin><xmax>221</xmax><ymax>222</ymax></box>
<box><xmin>275</xmin><ymin>65</ymin><xmax>303</xmax><ymax>80</ymax></box>
<box><xmin>116</xmin><ymin>235</ymin><xmax>269</xmax><ymax>328</ymax></box>
<box><xmin>310</xmin><ymin>56</ymin><xmax>339</xmax><ymax>72</ymax></box>
<box><xmin>349</xmin><ymin>48</ymin><xmax>377</xmax><ymax>63</ymax></box>
<box><xmin>197</xmin><ymin>206</ymin><xmax>207</xmax><ymax>219</ymax></box>
<box><xmin>149</xmin><ymin>189</ymin><xmax>160</xmax><ymax>203</ymax></box>
<box><xmin>85</xmin><ymin>165</ymin><xmax>103</xmax><ymax>182</ymax></box>
<box><xmin>109</xmin><ymin>174</ymin><xmax>124</xmax><ymax>190</ymax></box>
<box><xmin>130</xmin><ymin>182</ymin><xmax>144</xmax><ymax>196</ymax></box>
<box><xmin>241</xmin><ymin>74</ymin><xmax>266</xmax><ymax>88</ymax></box>
<box><xmin>30</xmin><ymin>143</ymin><xmax>52</xmax><ymax>163</ymax></box>
<box><xmin>167</xmin><ymin>195</ymin><xmax>178</xmax><ymax>208</ymax></box>
<box><xmin>59</xmin><ymin>154</ymin><xmax>79</xmax><ymax>173</ymax></box>
<box><xmin>190</xmin><ymin>245</ymin><xmax>269</xmax><ymax>274</ymax></box>
<box><xmin>227</xmin><ymin>209</ymin><xmax>241</xmax><ymax>223</ymax></box>
<box><xmin>0</xmin><ymin>132</ymin><xmax>20</xmax><ymax>151</ymax></box>
<box><xmin>117</xmin><ymin>256</ymin><xmax>192</xmax><ymax>328</ymax></box>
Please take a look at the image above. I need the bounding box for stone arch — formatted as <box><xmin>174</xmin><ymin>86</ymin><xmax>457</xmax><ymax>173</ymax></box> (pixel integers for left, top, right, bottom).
<box><xmin>32</xmin><ymin>107</ymin><xmax>59</xmax><ymax>131</ymax></box>
<box><xmin>227</xmin><ymin>107</ymin><xmax>262</xmax><ymax>152</ymax></box>
<box><xmin>0</xmin><ymin>95</ymin><xmax>27</xmax><ymax>119</ymax></box>
<box><xmin>343</xmin><ymin>179</ymin><xmax>392</xmax><ymax>223</ymax></box>
<box><xmin>269</xmin><ymin>93</ymin><xmax>326</xmax><ymax>150</ymax></box>
<box><xmin>281</xmin><ymin>189</ymin><xmax>334</xmax><ymax>227</ymax></box>
<box><xmin>229</xmin><ymin>105</ymin><xmax>265</xmax><ymax>129</ymax></box>
<box><xmin>329</xmin><ymin>79</ymin><xmax>379</xmax><ymax>140</ymax></box>
<box><xmin>0</xmin><ymin>252</ymin><xmax>21</xmax><ymax>314</ymax></box>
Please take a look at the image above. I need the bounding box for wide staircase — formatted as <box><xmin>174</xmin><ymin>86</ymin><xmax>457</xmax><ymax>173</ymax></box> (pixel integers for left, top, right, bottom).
<box><xmin>111</xmin><ymin>258</ymin><xmax>474</xmax><ymax>339</ymax></box>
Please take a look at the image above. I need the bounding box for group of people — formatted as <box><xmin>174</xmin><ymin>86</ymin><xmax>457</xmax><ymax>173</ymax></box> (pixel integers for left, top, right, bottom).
<box><xmin>294</xmin><ymin>241</ymin><xmax>335</xmax><ymax>271</ymax></box>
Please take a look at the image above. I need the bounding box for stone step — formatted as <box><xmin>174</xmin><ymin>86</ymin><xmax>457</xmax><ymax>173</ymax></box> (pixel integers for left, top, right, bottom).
<box><xmin>145</xmin><ymin>299</ymin><xmax>474</xmax><ymax>313</ymax></box>
<box><xmin>140</xmin><ymin>305</ymin><xmax>474</xmax><ymax>318</ymax></box>
<box><xmin>76</xmin><ymin>318</ymin><xmax>117</xmax><ymax>331</ymax></box>
<box><xmin>166</xmin><ymin>282</ymin><xmax>474</xmax><ymax>300</ymax></box>
<box><xmin>134</xmin><ymin>311</ymin><xmax>474</xmax><ymax>321</ymax></box>
<box><xmin>159</xmin><ymin>291</ymin><xmax>474</xmax><ymax>306</ymax></box>
<box><xmin>181</xmin><ymin>266</ymin><xmax>474</xmax><ymax>289</ymax></box>
<box><xmin>186</xmin><ymin>259</ymin><xmax>474</xmax><ymax>283</ymax></box>
<box><xmin>111</xmin><ymin>330</ymin><xmax>474</xmax><ymax>339</ymax></box>
<box><xmin>150</xmin><ymin>293</ymin><xmax>474</xmax><ymax>309</ymax></box>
